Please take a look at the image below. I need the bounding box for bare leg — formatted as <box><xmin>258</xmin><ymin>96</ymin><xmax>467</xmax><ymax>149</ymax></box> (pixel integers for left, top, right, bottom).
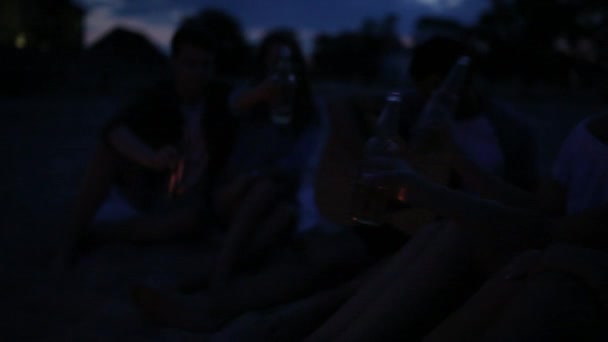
<box><xmin>88</xmin><ymin>201</ymin><xmax>204</xmax><ymax>244</ymax></box>
<box><xmin>243</xmin><ymin>202</ymin><xmax>296</xmax><ymax>266</ymax></box>
<box><xmin>62</xmin><ymin>143</ymin><xmax>118</xmax><ymax>264</ymax></box>
<box><xmin>133</xmin><ymin>285</ymin><xmax>224</xmax><ymax>332</ymax></box>
<box><xmin>210</xmin><ymin>178</ymin><xmax>282</xmax><ymax>288</ymax></box>
<box><xmin>480</xmin><ymin>271</ymin><xmax>605</xmax><ymax>342</ymax></box>
<box><xmin>134</xmin><ymin>231</ymin><xmax>370</xmax><ymax>332</ymax></box>
<box><xmin>216</xmin><ymin>271</ymin><xmax>373</xmax><ymax>341</ymax></box>
<box><xmin>213</xmin><ymin>173</ymin><xmax>261</xmax><ymax>220</ymax></box>
<box><xmin>320</xmin><ymin>223</ymin><xmax>492</xmax><ymax>342</ymax></box>
<box><xmin>423</xmin><ymin>250</ymin><xmax>542</xmax><ymax>342</ymax></box>
<box><xmin>306</xmin><ymin>221</ymin><xmax>445</xmax><ymax>341</ymax></box>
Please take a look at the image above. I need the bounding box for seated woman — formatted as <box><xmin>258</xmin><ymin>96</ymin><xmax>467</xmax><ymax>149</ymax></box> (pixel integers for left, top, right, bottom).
<box><xmin>202</xmin><ymin>28</ymin><xmax>327</xmax><ymax>289</ymax></box>
<box><xmin>171</xmin><ymin>28</ymin><xmax>368</xmax><ymax>291</ymax></box>
<box><xmin>303</xmin><ymin>89</ymin><xmax>608</xmax><ymax>340</ymax></box>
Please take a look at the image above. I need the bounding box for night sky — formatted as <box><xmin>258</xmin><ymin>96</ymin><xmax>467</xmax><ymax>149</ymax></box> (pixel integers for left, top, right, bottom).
<box><xmin>76</xmin><ymin>0</ymin><xmax>492</xmax><ymax>54</ymax></box>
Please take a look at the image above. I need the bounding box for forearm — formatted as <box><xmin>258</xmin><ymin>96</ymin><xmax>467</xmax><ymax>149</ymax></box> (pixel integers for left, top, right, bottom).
<box><xmin>230</xmin><ymin>85</ymin><xmax>268</xmax><ymax>113</ymax></box>
<box><xmin>407</xmin><ymin>173</ymin><xmax>546</xmax><ymax>236</ymax></box>
<box><xmin>452</xmin><ymin>153</ymin><xmax>538</xmax><ymax>209</ymax></box>
<box><xmin>107</xmin><ymin>125</ymin><xmax>158</xmax><ymax>168</ymax></box>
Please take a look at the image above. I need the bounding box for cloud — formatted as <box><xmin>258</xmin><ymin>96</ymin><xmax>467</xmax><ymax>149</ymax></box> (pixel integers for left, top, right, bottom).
<box><xmin>84</xmin><ymin>5</ymin><xmax>175</xmax><ymax>52</ymax></box>
<box><xmin>409</xmin><ymin>0</ymin><xmax>465</xmax><ymax>11</ymax></box>
<box><xmin>245</xmin><ymin>27</ymin><xmax>268</xmax><ymax>43</ymax></box>
<box><xmin>78</xmin><ymin>0</ymin><xmax>489</xmax><ymax>55</ymax></box>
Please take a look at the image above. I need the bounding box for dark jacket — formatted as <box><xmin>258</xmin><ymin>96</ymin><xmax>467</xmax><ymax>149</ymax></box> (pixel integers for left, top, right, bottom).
<box><xmin>102</xmin><ymin>79</ymin><xmax>237</xmax><ymax>211</ymax></box>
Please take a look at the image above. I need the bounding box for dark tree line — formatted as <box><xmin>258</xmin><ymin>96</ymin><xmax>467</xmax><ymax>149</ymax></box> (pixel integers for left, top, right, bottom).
<box><xmin>473</xmin><ymin>0</ymin><xmax>608</xmax><ymax>87</ymax></box>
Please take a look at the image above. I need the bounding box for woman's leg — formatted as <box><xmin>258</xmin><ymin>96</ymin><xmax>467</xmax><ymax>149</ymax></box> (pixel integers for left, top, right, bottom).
<box><xmin>242</xmin><ymin>202</ymin><xmax>296</xmax><ymax>266</ymax></box>
<box><xmin>319</xmin><ymin>222</ymin><xmax>490</xmax><ymax>342</ymax></box>
<box><xmin>306</xmin><ymin>221</ymin><xmax>447</xmax><ymax>341</ymax></box>
<box><xmin>62</xmin><ymin>143</ymin><xmax>119</xmax><ymax>263</ymax></box>
<box><xmin>210</xmin><ymin>178</ymin><xmax>282</xmax><ymax>288</ymax></box>
<box><xmin>480</xmin><ymin>271</ymin><xmax>605</xmax><ymax>341</ymax></box>
<box><xmin>133</xmin><ymin>231</ymin><xmax>371</xmax><ymax>332</ymax></box>
<box><xmin>423</xmin><ymin>250</ymin><xmax>542</xmax><ymax>342</ymax></box>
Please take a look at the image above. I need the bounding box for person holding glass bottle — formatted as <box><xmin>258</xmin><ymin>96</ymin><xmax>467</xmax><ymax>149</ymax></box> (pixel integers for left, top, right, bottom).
<box><xmin>303</xmin><ymin>49</ymin><xmax>608</xmax><ymax>340</ymax></box>
<box><xmin>199</xmin><ymin>29</ymin><xmax>330</xmax><ymax>290</ymax></box>
<box><xmin>59</xmin><ymin>24</ymin><xmax>238</xmax><ymax>267</ymax></box>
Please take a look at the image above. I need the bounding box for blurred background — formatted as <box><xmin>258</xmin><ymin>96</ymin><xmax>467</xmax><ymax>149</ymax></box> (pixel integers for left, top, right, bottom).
<box><xmin>1</xmin><ymin>0</ymin><xmax>607</xmax><ymax>333</ymax></box>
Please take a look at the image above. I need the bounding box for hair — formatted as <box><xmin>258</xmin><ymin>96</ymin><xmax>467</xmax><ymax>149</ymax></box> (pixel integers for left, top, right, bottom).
<box><xmin>408</xmin><ymin>36</ymin><xmax>473</xmax><ymax>84</ymax></box>
<box><xmin>170</xmin><ymin>23</ymin><xmax>217</xmax><ymax>58</ymax></box>
<box><xmin>251</xmin><ymin>28</ymin><xmax>318</xmax><ymax>133</ymax></box>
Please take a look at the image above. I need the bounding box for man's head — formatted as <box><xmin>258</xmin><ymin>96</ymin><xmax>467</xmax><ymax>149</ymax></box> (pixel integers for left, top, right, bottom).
<box><xmin>409</xmin><ymin>36</ymin><xmax>473</xmax><ymax>98</ymax></box>
<box><xmin>170</xmin><ymin>25</ymin><xmax>217</xmax><ymax>101</ymax></box>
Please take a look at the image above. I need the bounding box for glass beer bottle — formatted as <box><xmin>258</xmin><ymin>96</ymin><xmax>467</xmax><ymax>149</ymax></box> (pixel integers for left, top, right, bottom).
<box><xmin>270</xmin><ymin>45</ymin><xmax>297</xmax><ymax>125</ymax></box>
<box><xmin>351</xmin><ymin>91</ymin><xmax>405</xmax><ymax>226</ymax></box>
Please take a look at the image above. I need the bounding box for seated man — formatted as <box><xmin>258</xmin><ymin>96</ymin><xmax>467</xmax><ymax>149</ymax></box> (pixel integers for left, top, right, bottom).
<box><xmin>317</xmin><ymin>36</ymin><xmax>540</xmax><ymax>259</ymax></box>
<box><xmin>401</xmin><ymin>36</ymin><xmax>539</xmax><ymax>191</ymax></box>
<box><xmin>61</xmin><ymin>24</ymin><xmax>237</xmax><ymax>263</ymax></box>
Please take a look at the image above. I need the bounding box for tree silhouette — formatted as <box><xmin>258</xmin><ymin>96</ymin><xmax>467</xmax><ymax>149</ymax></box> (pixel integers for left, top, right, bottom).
<box><xmin>473</xmin><ymin>0</ymin><xmax>607</xmax><ymax>86</ymax></box>
<box><xmin>311</xmin><ymin>13</ymin><xmax>403</xmax><ymax>82</ymax></box>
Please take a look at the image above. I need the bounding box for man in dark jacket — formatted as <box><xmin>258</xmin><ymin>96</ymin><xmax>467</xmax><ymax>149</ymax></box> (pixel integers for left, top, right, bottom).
<box><xmin>63</xmin><ymin>24</ymin><xmax>237</xmax><ymax>260</ymax></box>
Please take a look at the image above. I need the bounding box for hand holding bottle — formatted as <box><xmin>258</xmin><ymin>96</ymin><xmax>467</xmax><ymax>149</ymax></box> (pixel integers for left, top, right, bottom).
<box><xmin>351</xmin><ymin>91</ymin><xmax>406</xmax><ymax>226</ymax></box>
<box><xmin>411</xmin><ymin>56</ymin><xmax>471</xmax><ymax>153</ymax></box>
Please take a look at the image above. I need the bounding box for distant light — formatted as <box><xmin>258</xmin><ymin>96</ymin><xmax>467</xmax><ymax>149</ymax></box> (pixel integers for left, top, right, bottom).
<box><xmin>15</xmin><ymin>33</ymin><xmax>27</xmax><ymax>49</ymax></box>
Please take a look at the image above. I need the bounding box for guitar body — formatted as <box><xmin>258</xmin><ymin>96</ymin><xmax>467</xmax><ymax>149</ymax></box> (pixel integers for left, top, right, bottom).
<box><xmin>314</xmin><ymin>96</ymin><xmax>450</xmax><ymax>236</ymax></box>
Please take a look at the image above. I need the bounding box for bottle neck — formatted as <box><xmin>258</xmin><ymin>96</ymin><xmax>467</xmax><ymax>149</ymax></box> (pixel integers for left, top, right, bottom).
<box><xmin>374</xmin><ymin>98</ymin><xmax>401</xmax><ymax>138</ymax></box>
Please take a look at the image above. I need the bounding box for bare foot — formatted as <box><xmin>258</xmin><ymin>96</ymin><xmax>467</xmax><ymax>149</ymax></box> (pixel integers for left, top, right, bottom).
<box><xmin>131</xmin><ymin>285</ymin><xmax>226</xmax><ymax>332</ymax></box>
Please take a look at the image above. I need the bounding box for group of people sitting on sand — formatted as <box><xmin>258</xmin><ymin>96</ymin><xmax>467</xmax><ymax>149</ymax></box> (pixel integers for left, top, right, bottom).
<box><xmin>57</xmin><ymin>18</ymin><xmax>608</xmax><ymax>341</ymax></box>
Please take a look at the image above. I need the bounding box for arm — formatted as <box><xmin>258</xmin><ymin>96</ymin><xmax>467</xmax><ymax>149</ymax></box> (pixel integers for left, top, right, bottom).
<box><xmin>230</xmin><ymin>78</ymin><xmax>279</xmax><ymax>114</ymax></box>
<box><xmin>419</xmin><ymin>115</ymin><xmax>563</xmax><ymax>214</ymax></box>
<box><xmin>406</xmin><ymin>171</ymin><xmax>546</xmax><ymax>236</ymax></box>
<box><xmin>450</xmin><ymin>151</ymin><xmax>556</xmax><ymax>211</ymax></box>
<box><xmin>107</xmin><ymin>125</ymin><xmax>177</xmax><ymax>170</ymax></box>
<box><xmin>365</xmin><ymin>157</ymin><xmax>548</xmax><ymax>244</ymax></box>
